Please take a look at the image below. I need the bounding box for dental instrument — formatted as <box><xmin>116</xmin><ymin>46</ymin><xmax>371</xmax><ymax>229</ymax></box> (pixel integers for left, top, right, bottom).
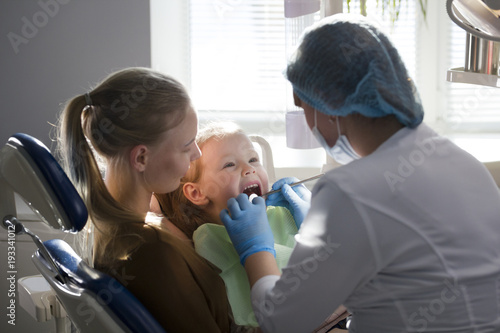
<box><xmin>249</xmin><ymin>193</ymin><xmax>259</xmax><ymax>201</ymax></box>
<box><xmin>261</xmin><ymin>174</ymin><xmax>324</xmax><ymax>198</ymax></box>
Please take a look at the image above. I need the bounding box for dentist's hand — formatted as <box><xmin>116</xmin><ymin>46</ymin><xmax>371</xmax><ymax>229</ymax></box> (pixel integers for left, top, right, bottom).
<box><xmin>265</xmin><ymin>177</ymin><xmax>311</xmax><ymax>229</ymax></box>
<box><xmin>220</xmin><ymin>194</ymin><xmax>275</xmax><ymax>266</ymax></box>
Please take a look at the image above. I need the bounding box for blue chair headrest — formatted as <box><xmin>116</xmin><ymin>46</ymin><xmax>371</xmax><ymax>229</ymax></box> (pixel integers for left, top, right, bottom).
<box><xmin>9</xmin><ymin>133</ymin><xmax>88</xmax><ymax>232</ymax></box>
<box><xmin>43</xmin><ymin>239</ymin><xmax>166</xmax><ymax>333</ymax></box>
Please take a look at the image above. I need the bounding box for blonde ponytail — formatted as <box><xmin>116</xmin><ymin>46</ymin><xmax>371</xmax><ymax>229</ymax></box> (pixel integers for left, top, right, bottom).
<box><xmin>57</xmin><ymin>67</ymin><xmax>192</xmax><ymax>267</ymax></box>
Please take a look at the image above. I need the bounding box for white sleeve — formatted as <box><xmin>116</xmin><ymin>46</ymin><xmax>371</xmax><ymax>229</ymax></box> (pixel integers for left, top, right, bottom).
<box><xmin>250</xmin><ymin>179</ymin><xmax>379</xmax><ymax>333</ymax></box>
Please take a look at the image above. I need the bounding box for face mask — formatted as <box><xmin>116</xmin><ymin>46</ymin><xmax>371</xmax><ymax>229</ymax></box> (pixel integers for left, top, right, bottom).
<box><xmin>311</xmin><ymin>110</ymin><xmax>361</xmax><ymax>165</ymax></box>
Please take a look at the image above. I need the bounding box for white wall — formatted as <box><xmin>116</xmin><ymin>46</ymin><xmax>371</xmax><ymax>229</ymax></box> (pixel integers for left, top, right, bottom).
<box><xmin>0</xmin><ymin>1</ymin><xmax>150</xmax><ymax>332</ymax></box>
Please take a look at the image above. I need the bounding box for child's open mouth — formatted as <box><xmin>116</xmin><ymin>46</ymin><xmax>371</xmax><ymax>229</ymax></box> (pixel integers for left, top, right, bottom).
<box><xmin>242</xmin><ymin>183</ymin><xmax>262</xmax><ymax>197</ymax></box>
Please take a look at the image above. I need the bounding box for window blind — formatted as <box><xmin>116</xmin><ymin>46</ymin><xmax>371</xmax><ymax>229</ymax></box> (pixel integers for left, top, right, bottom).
<box><xmin>189</xmin><ymin>0</ymin><xmax>287</xmax><ymax>112</ymax></box>
<box><xmin>344</xmin><ymin>1</ymin><xmax>417</xmax><ymax>81</ymax></box>
<box><xmin>189</xmin><ymin>0</ymin><xmax>417</xmax><ymax>114</ymax></box>
<box><xmin>184</xmin><ymin>0</ymin><xmax>437</xmax><ymax>167</ymax></box>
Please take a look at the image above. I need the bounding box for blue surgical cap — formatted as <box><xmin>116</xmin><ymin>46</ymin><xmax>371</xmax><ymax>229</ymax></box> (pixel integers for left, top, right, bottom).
<box><xmin>286</xmin><ymin>14</ymin><xmax>424</xmax><ymax>128</ymax></box>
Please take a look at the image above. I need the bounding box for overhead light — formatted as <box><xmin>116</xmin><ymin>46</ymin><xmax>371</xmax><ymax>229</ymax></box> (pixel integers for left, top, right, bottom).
<box><xmin>446</xmin><ymin>0</ymin><xmax>500</xmax><ymax>87</ymax></box>
<box><xmin>447</xmin><ymin>0</ymin><xmax>500</xmax><ymax>41</ymax></box>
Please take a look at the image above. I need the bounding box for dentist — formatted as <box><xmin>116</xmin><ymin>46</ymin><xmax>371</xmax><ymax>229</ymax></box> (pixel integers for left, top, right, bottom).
<box><xmin>220</xmin><ymin>14</ymin><xmax>500</xmax><ymax>333</ymax></box>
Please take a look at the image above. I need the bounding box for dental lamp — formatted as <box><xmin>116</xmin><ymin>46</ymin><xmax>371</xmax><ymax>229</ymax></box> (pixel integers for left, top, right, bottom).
<box><xmin>446</xmin><ymin>0</ymin><xmax>500</xmax><ymax>87</ymax></box>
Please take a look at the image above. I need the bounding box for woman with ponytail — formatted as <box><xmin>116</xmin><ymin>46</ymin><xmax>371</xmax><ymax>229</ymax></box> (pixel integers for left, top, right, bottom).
<box><xmin>57</xmin><ymin>67</ymin><xmax>233</xmax><ymax>332</ymax></box>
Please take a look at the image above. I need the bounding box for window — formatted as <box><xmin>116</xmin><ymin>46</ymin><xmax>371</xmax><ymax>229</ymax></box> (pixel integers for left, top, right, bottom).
<box><xmin>190</xmin><ymin>0</ymin><xmax>286</xmax><ymax>112</ymax></box>
<box><xmin>152</xmin><ymin>0</ymin><xmax>500</xmax><ymax>166</ymax></box>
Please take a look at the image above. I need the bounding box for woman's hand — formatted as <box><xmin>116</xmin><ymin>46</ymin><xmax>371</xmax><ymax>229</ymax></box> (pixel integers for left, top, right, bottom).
<box><xmin>220</xmin><ymin>194</ymin><xmax>275</xmax><ymax>265</ymax></box>
<box><xmin>265</xmin><ymin>177</ymin><xmax>311</xmax><ymax>228</ymax></box>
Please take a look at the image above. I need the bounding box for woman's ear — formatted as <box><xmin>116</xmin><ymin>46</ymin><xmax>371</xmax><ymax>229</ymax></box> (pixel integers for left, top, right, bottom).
<box><xmin>183</xmin><ymin>182</ymin><xmax>209</xmax><ymax>206</ymax></box>
<box><xmin>292</xmin><ymin>91</ymin><xmax>301</xmax><ymax>107</ymax></box>
<box><xmin>130</xmin><ymin>145</ymin><xmax>148</xmax><ymax>172</ymax></box>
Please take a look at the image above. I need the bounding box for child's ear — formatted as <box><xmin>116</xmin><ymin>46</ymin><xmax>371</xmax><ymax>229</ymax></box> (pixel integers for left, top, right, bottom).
<box><xmin>183</xmin><ymin>182</ymin><xmax>209</xmax><ymax>206</ymax></box>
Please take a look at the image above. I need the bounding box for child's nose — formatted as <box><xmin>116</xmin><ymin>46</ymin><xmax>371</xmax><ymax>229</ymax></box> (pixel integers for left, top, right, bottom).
<box><xmin>242</xmin><ymin>164</ymin><xmax>256</xmax><ymax>176</ymax></box>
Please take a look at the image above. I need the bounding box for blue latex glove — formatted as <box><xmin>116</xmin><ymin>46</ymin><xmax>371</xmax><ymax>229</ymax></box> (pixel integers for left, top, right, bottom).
<box><xmin>265</xmin><ymin>177</ymin><xmax>311</xmax><ymax>229</ymax></box>
<box><xmin>220</xmin><ymin>193</ymin><xmax>276</xmax><ymax>266</ymax></box>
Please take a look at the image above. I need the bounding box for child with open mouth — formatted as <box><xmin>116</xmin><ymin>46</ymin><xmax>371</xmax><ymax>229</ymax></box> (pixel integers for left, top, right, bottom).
<box><xmin>153</xmin><ymin>121</ymin><xmax>299</xmax><ymax>329</ymax></box>
<box><xmin>153</xmin><ymin>122</ymin><xmax>348</xmax><ymax>331</ymax></box>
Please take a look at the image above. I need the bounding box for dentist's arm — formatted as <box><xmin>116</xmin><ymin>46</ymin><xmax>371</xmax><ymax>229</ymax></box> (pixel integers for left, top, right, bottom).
<box><xmin>245</xmin><ymin>251</ymin><xmax>280</xmax><ymax>286</ymax></box>
<box><xmin>220</xmin><ymin>194</ymin><xmax>281</xmax><ymax>286</ymax></box>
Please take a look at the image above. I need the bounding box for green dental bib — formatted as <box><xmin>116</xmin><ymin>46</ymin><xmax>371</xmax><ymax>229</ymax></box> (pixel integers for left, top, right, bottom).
<box><xmin>193</xmin><ymin>206</ymin><xmax>297</xmax><ymax>327</ymax></box>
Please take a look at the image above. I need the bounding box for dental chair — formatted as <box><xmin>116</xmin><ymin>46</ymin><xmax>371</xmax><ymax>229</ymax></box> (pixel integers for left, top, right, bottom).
<box><xmin>484</xmin><ymin>161</ymin><xmax>500</xmax><ymax>188</ymax></box>
<box><xmin>249</xmin><ymin>135</ymin><xmax>277</xmax><ymax>184</ymax></box>
<box><xmin>0</xmin><ymin>133</ymin><xmax>166</xmax><ymax>333</ymax></box>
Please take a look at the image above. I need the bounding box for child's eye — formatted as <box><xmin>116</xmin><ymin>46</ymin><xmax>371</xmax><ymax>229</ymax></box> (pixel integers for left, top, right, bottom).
<box><xmin>249</xmin><ymin>157</ymin><xmax>259</xmax><ymax>163</ymax></box>
<box><xmin>223</xmin><ymin>162</ymin><xmax>235</xmax><ymax>169</ymax></box>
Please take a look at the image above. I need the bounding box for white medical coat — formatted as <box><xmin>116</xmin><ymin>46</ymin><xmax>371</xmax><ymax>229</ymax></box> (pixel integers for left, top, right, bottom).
<box><xmin>252</xmin><ymin>123</ymin><xmax>500</xmax><ymax>333</ymax></box>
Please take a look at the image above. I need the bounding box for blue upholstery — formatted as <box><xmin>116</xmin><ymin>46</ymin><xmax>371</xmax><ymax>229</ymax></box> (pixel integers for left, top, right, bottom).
<box><xmin>40</xmin><ymin>239</ymin><xmax>166</xmax><ymax>333</ymax></box>
<box><xmin>3</xmin><ymin>133</ymin><xmax>166</xmax><ymax>332</ymax></box>
<box><xmin>9</xmin><ymin>133</ymin><xmax>87</xmax><ymax>232</ymax></box>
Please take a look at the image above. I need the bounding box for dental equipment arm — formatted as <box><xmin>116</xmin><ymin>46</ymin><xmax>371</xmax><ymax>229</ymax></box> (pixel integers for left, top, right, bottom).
<box><xmin>1</xmin><ymin>133</ymin><xmax>166</xmax><ymax>333</ymax></box>
<box><xmin>3</xmin><ymin>215</ymin><xmax>67</xmax><ymax>283</ymax></box>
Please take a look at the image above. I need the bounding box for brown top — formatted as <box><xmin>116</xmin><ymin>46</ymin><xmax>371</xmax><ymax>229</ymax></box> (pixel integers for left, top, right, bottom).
<box><xmin>95</xmin><ymin>223</ymin><xmax>232</xmax><ymax>332</ymax></box>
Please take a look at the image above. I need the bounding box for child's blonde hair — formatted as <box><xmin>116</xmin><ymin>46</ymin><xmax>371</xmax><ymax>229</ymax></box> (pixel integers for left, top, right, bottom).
<box><xmin>155</xmin><ymin>122</ymin><xmax>245</xmax><ymax>239</ymax></box>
